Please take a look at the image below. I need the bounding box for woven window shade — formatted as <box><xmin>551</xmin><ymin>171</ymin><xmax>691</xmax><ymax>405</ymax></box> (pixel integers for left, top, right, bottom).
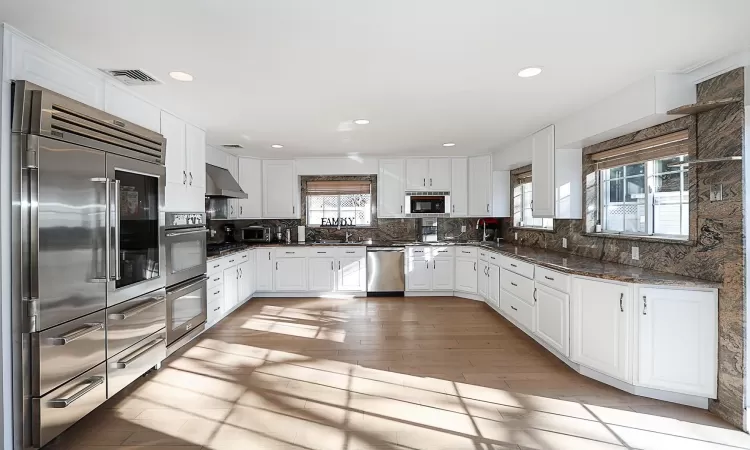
<box><xmin>591</xmin><ymin>130</ymin><xmax>689</xmax><ymax>169</ymax></box>
<box><xmin>307</xmin><ymin>180</ymin><xmax>371</xmax><ymax>195</ymax></box>
<box><xmin>514</xmin><ymin>171</ymin><xmax>532</xmax><ymax>184</ymax></box>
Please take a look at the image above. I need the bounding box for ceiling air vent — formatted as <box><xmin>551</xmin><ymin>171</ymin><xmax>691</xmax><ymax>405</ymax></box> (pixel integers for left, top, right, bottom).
<box><xmin>222</xmin><ymin>144</ymin><xmax>244</xmax><ymax>149</ymax></box>
<box><xmin>99</xmin><ymin>69</ymin><xmax>162</xmax><ymax>86</ymax></box>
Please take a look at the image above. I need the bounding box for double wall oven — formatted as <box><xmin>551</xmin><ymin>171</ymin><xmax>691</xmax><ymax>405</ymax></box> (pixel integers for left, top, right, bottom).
<box><xmin>11</xmin><ymin>81</ymin><xmax>170</xmax><ymax>449</ymax></box>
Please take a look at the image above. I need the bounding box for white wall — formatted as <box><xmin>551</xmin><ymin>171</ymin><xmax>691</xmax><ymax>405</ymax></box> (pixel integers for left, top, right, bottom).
<box><xmin>295</xmin><ymin>157</ymin><xmax>377</xmax><ymax>175</ymax></box>
<box><xmin>0</xmin><ymin>25</ymin><xmax>8</xmax><ymax>450</ymax></box>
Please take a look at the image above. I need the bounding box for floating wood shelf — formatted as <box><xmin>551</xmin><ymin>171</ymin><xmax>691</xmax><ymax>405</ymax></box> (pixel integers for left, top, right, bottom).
<box><xmin>667</xmin><ymin>97</ymin><xmax>743</xmax><ymax>115</ymax></box>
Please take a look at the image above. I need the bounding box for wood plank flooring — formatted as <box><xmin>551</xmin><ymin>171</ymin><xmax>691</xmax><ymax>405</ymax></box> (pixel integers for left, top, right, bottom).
<box><xmin>47</xmin><ymin>296</ymin><xmax>748</xmax><ymax>450</ymax></box>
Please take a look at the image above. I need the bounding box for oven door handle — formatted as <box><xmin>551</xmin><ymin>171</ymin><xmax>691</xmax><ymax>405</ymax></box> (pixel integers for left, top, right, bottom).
<box><xmin>113</xmin><ymin>338</ymin><xmax>165</xmax><ymax>369</ymax></box>
<box><xmin>166</xmin><ymin>228</ymin><xmax>209</xmax><ymax>237</ymax></box>
<box><xmin>167</xmin><ymin>276</ymin><xmax>208</xmax><ymax>297</ymax></box>
<box><xmin>108</xmin><ymin>296</ymin><xmax>166</xmax><ymax>321</ymax></box>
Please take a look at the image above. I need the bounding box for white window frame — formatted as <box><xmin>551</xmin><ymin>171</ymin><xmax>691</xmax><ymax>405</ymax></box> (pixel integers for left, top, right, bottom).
<box><xmin>598</xmin><ymin>155</ymin><xmax>689</xmax><ymax>239</ymax></box>
<box><xmin>513</xmin><ymin>179</ymin><xmax>553</xmax><ymax>230</ymax></box>
<box><xmin>306</xmin><ymin>190</ymin><xmax>373</xmax><ymax>228</ymax></box>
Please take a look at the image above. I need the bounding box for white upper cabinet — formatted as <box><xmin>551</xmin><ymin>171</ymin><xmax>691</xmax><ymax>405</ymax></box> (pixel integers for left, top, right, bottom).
<box><xmin>185</xmin><ymin>123</ymin><xmax>206</xmax><ymax>212</ymax></box>
<box><xmin>161</xmin><ymin>111</ymin><xmax>187</xmax><ymax>211</ymax></box>
<box><xmin>237</xmin><ymin>158</ymin><xmax>263</xmax><ymax>218</ymax></box>
<box><xmin>450</xmin><ymin>158</ymin><xmax>468</xmax><ymax>217</ymax></box>
<box><xmin>263</xmin><ymin>160</ymin><xmax>298</xmax><ymax>218</ymax></box>
<box><xmin>531</xmin><ymin>125</ymin><xmax>555</xmax><ymax>218</ymax></box>
<box><xmin>468</xmin><ymin>155</ymin><xmax>492</xmax><ymax>217</ymax></box>
<box><xmin>226</xmin><ymin>154</ymin><xmax>240</xmax><ymax>219</ymax></box>
<box><xmin>103</xmin><ymin>82</ymin><xmax>161</xmax><ymax>132</ymax></box>
<box><xmin>406</xmin><ymin>159</ymin><xmax>430</xmax><ymax>190</ymax></box>
<box><xmin>636</xmin><ymin>287</ymin><xmax>717</xmax><ymax>398</ymax></box>
<box><xmin>492</xmin><ymin>171</ymin><xmax>510</xmax><ymax>218</ymax></box>
<box><xmin>378</xmin><ymin>159</ymin><xmax>405</xmax><ymax>218</ymax></box>
<box><xmin>571</xmin><ymin>277</ymin><xmax>631</xmax><ymax>382</ymax></box>
<box><xmin>555</xmin><ymin>148</ymin><xmax>583</xmax><ymax>219</ymax></box>
<box><xmin>406</xmin><ymin>159</ymin><xmax>451</xmax><ymax>191</ymax></box>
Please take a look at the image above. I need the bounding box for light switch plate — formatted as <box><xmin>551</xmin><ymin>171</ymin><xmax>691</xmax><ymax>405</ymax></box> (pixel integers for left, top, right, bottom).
<box><xmin>632</xmin><ymin>246</ymin><xmax>639</xmax><ymax>260</ymax></box>
<box><xmin>514</xmin><ymin>232</ymin><xmax>518</xmax><ymax>241</ymax></box>
<box><xmin>562</xmin><ymin>238</ymin><xmax>568</xmax><ymax>249</ymax></box>
<box><xmin>710</xmin><ymin>184</ymin><xmax>723</xmax><ymax>201</ymax></box>
<box><xmin>461</xmin><ymin>225</ymin><xmax>466</xmax><ymax>232</ymax></box>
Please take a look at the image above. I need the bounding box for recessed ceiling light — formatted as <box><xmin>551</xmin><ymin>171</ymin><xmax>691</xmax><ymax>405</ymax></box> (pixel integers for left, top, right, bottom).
<box><xmin>169</xmin><ymin>71</ymin><xmax>194</xmax><ymax>82</ymax></box>
<box><xmin>443</xmin><ymin>142</ymin><xmax>456</xmax><ymax>147</ymax></box>
<box><xmin>517</xmin><ymin>67</ymin><xmax>542</xmax><ymax>78</ymax></box>
<box><xmin>353</xmin><ymin>119</ymin><xmax>370</xmax><ymax>125</ymax></box>
<box><xmin>271</xmin><ymin>144</ymin><xmax>284</xmax><ymax>149</ymax></box>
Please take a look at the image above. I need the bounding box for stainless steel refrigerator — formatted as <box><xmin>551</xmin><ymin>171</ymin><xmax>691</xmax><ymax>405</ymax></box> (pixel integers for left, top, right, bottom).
<box><xmin>10</xmin><ymin>81</ymin><xmax>168</xmax><ymax>449</ymax></box>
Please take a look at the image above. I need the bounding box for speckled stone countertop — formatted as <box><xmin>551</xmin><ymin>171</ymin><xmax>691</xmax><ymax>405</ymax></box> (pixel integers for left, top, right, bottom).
<box><xmin>208</xmin><ymin>241</ymin><xmax>720</xmax><ymax>288</ymax></box>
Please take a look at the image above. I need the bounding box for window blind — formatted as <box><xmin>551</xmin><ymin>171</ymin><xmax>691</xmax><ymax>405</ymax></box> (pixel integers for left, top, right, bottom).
<box><xmin>306</xmin><ymin>180</ymin><xmax>371</xmax><ymax>195</ymax></box>
<box><xmin>590</xmin><ymin>130</ymin><xmax>689</xmax><ymax>169</ymax></box>
<box><xmin>514</xmin><ymin>171</ymin><xmax>532</xmax><ymax>184</ymax></box>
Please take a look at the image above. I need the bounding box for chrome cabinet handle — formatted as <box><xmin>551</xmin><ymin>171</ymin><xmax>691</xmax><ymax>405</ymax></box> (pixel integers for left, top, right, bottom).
<box><xmin>452</xmin><ymin>205</ymin><xmax>455</xmax><ymax>213</ymax></box>
<box><xmin>268</xmin><ymin>252</ymin><xmax>271</xmax><ymax>260</ymax></box>
<box><xmin>114</xmin><ymin>338</ymin><xmax>165</xmax><ymax>369</ymax></box>
<box><xmin>213</xmin><ymin>290</ymin><xmax>220</xmax><ymax>295</ymax></box>
<box><xmin>108</xmin><ymin>296</ymin><xmax>165</xmax><ymax>321</ymax></box>
<box><xmin>474</xmin><ymin>262</ymin><xmax>476</xmax><ymax>271</ymax></box>
<box><xmin>510</xmin><ymin>282</ymin><xmax>517</xmax><ymax>287</ymax></box>
<box><xmin>49</xmin><ymin>323</ymin><xmax>104</xmax><ymax>346</ymax></box>
<box><xmin>230</xmin><ymin>205</ymin><xmax>234</xmax><ymax>215</ymax></box>
<box><xmin>433</xmin><ymin>260</ymin><xmax>435</xmax><ymax>269</ymax></box>
<box><xmin>213</xmin><ymin>306</ymin><xmax>221</xmax><ymax>312</ymax></box>
<box><xmin>533</xmin><ymin>288</ymin><xmax>537</xmax><ymax>303</ymax></box>
<box><xmin>339</xmin><ymin>261</ymin><xmax>342</xmax><ymax>270</ymax></box>
<box><xmin>189</xmin><ymin>172</ymin><xmax>193</xmax><ymax>185</ymax></box>
<box><xmin>643</xmin><ymin>295</ymin><xmax>647</xmax><ymax>315</ymax></box>
<box><xmin>293</xmin><ymin>206</ymin><xmax>295</xmax><ymax>214</ymax></box>
<box><xmin>48</xmin><ymin>376</ymin><xmax>104</xmax><ymax>408</ymax></box>
<box><xmin>486</xmin><ymin>204</ymin><xmax>489</xmax><ymax>212</ymax></box>
<box><xmin>510</xmin><ymin>305</ymin><xmax>518</xmax><ymax>311</ymax></box>
<box><xmin>510</xmin><ymin>263</ymin><xmax>517</xmax><ymax>268</ymax></box>
<box><xmin>183</xmin><ymin>171</ymin><xmax>187</xmax><ymax>185</ymax></box>
<box><xmin>620</xmin><ymin>293</ymin><xmax>624</xmax><ymax>312</ymax></box>
<box><xmin>276</xmin><ymin>262</ymin><xmax>279</xmax><ymax>270</ymax></box>
<box><xmin>426</xmin><ymin>261</ymin><xmax>429</xmax><ymax>269</ymax></box>
<box><xmin>423</xmin><ymin>178</ymin><xmax>426</xmax><ymax>186</ymax></box>
<box><xmin>240</xmin><ymin>206</ymin><xmax>243</xmax><ymax>216</ymax></box>
<box><xmin>544</xmin><ymin>275</ymin><xmax>554</xmax><ymax>281</ymax></box>
<box><xmin>331</xmin><ymin>261</ymin><xmax>334</xmax><ymax>270</ymax></box>
<box><xmin>430</xmin><ymin>178</ymin><xmax>432</xmax><ymax>187</ymax></box>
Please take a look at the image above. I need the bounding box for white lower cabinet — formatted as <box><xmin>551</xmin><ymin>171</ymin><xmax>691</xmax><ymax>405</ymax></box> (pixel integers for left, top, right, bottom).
<box><xmin>533</xmin><ymin>283</ymin><xmax>570</xmax><ymax>357</ymax></box>
<box><xmin>455</xmin><ymin>257</ymin><xmax>477</xmax><ymax>293</ymax></box>
<box><xmin>275</xmin><ymin>257</ymin><xmax>307</xmax><ymax>291</ymax></box>
<box><xmin>337</xmin><ymin>256</ymin><xmax>366</xmax><ymax>291</ymax></box>
<box><xmin>223</xmin><ymin>266</ymin><xmax>239</xmax><ymax>311</ymax></box>
<box><xmin>432</xmin><ymin>258</ymin><xmax>455</xmax><ymax>291</ymax></box>
<box><xmin>571</xmin><ymin>277</ymin><xmax>631</xmax><ymax>382</ymax></box>
<box><xmin>237</xmin><ymin>260</ymin><xmax>254</xmax><ymax>303</ymax></box>
<box><xmin>256</xmin><ymin>249</ymin><xmax>274</xmax><ymax>291</ymax></box>
<box><xmin>477</xmin><ymin>261</ymin><xmax>489</xmax><ymax>298</ymax></box>
<box><xmin>309</xmin><ymin>258</ymin><xmax>336</xmax><ymax>292</ymax></box>
<box><xmin>487</xmin><ymin>263</ymin><xmax>500</xmax><ymax>308</ymax></box>
<box><xmin>407</xmin><ymin>257</ymin><xmax>432</xmax><ymax>291</ymax></box>
<box><xmin>636</xmin><ymin>287</ymin><xmax>717</xmax><ymax>397</ymax></box>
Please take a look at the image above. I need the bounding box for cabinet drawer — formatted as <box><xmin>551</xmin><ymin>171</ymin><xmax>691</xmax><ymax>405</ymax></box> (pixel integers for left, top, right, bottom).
<box><xmin>106</xmin><ymin>289</ymin><xmax>166</xmax><ymax>359</ymax></box>
<box><xmin>478</xmin><ymin>249</ymin><xmax>490</xmax><ymax>262</ymax></box>
<box><xmin>208</xmin><ymin>272</ymin><xmax>224</xmax><ymax>289</ymax></box>
<box><xmin>308</xmin><ymin>248</ymin><xmax>335</xmax><ymax>257</ymax></box>
<box><xmin>107</xmin><ymin>331</ymin><xmax>166</xmax><ymax>398</ymax></box>
<box><xmin>500</xmin><ymin>255</ymin><xmax>534</xmax><ymax>279</ymax></box>
<box><xmin>431</xmin><ymin>247</ymin><xmax>455</xmax><ymax>258</ymax></box>
<box><xmin>501</xmin><ymin>268</ymin><xmax>535</xmax><ymax>305</ymax></box>
<box><xmin>224</xmin><ymin>254</ymin><xmax>242</xmax><ymax>266</ymax></box>
<box><xmin>208</xmin><ymin>284</ymin><xmax>224</xmax><ymax>304</ymax></box>
<box><xmin>335</xmin><ymin>247</ymin><xmax>366</xmax><ymax>258</ymax></box>
<box><xmin>535</xmin><ymin>266</ymin><xmax>570</xmax><ymax>293</ymax></box>
<box><xmin>33</xmin><ymin>362</ymin><xmax>107</xmax><ymax>448</ymax></box>
<box><xmin>32</xmin><ymin>310</ymin><xmax>106</xmax><ymax>397</ymax></box>
<box><xmin>207</xmin><ymin>258</ymin><xmax>227</xmax><ymax>276</ymax></box>
<box><xmin>237</xmin><ymin>251</ymin><xmax>251</xmax><ymax>263</ymax></box>
<box><xmin>502</xmin><ymin>290</ymin><xmax>534</xmax><ymax>331</ymax></box>
<box><xmin>207</xmin><ymin>298</ymin><xmax>224</xmax><ymax>325</ymax></box>
<box><xmin>456</xmin><ymin>247</ymin><xmax>477</xmax><ymax>257</ymax></box>
<box><xmin>407</xmin><ymin>246</ymin><xmax>430</xmax><ymax>258</ymax></box>
<box><xmin>275</xmin><ymin>247</ymin><xmax>305</xmax><ymax>258</ymax></box>
<box><xmin>487</xmin><ymin>252</ymin><xmax>501</xmax><ymax>264</ymax></box>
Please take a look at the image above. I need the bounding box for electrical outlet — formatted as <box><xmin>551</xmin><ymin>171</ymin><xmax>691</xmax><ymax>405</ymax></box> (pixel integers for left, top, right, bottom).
<box><xmin>562</xmin><ymin>238</ymin><xmax>567</xmax><ymax>249</ymax></box>
<box><xmin>632</xmin><ymin>246</ymin><xmax>639</xmax><ymax>260</ymax></box>
<box><xmin>514</xmin><ymin>232</ymin><xmax>518</xmax><ymax>241</ymax></box>
<box><xmin>461</xmin><ymin>225</ymin><xmax>466</xmax><ymax>232</ymax></box>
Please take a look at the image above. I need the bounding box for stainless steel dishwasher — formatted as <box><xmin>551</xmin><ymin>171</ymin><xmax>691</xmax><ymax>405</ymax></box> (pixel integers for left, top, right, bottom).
<box><xmin>366</xmin><ymin>247</ymin><xmax>405</xmax><ymax>296</ymax></box>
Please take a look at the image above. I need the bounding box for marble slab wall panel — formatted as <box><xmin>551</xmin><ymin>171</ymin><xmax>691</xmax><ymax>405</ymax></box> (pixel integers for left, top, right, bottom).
<box><xmin>500</xmin><ymin>68</ymin><xmax>745</xmax><ymax>428</ymax></box>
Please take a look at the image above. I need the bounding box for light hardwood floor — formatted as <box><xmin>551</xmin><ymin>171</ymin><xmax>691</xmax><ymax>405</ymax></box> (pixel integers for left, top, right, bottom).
<box><xmin>48</xmin><ymin>296</ymin><xmax>748</xmax><ymax>450</ymax></box>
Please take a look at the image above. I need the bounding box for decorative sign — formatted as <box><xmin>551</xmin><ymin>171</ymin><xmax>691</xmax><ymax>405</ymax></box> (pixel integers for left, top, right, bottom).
<box><xmin>321</xmin><ymin>218</ymin><xmax>355</xmax><ymax>227</ymax></box>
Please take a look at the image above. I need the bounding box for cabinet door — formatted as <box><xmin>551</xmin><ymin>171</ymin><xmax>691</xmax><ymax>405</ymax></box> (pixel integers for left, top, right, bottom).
<box><xmin>571</xmin><ymin>277</ymin><xmax>630</xmax><ymax>382</ymax></box>
<box><xmin>534</xmin><ymin>283</ymin><xmax>570</xmax><ymax>357</ymax></box>
<box><xmin>223</xmin><ymin>266</ymin><xmax>239</xmax><ymax>310</ymax></box>
<box><xmin>637</xmin><ymin>287</ymin><xmax>717</xmax><ymax>397</ymax></box>
<box><xmin>454</xmin><ymin>258</ymin><xmax>477</xmax><ymax>293</ymax></box>
<box><xmin>429</xmin><ymin>159</ymin><xmax>452</xmax><ymax>191</ymax></box>
<box><xmin>161</xmin><ymin>111</ymin><xmax>186</xmax><ymax>211</ymax></box>
<box><xmin>255</xmin><ymin>249</ymin><xmax>274</xmax><ymax>291</ymax></box>
<box><xmin>432</xmin><ymin>258</ymin><xmax>455</xmax><ymax>291</ymax></box>
<box><xmin>337</xmin><ymin>257</ymin><xmax>366</xmax><ymax>292</ymax></box>
<box><xmin>226</xmin><ymin>154</ymin><xmax>240</xmax><ymax>219</ymax></box>
<box><xmin>492</xmin><ymin>171</ymin><xmax>511</xmax><ymax>218</ymax></box>
<box><xmin>378</xmin><ymin>159</ymin><xmax>405</xmax><ymax>217</ymax></box>
<box><xmin>468</xmin><ymin>155</ymin><xmax>492</xmax><ymax>216</ymax></box>
<box><xmin>185</xmin><ymin>124</ymin><xmax>206</xmax><ymax>212</ymax></box>
<box><xmin>406</xmin><ymin>159</ymin><xmax>430</xmax><ymax>191</ymax></box>
<box><xmin>238</xmin><ymin>158</ymin><xmax>262</xmax><ymax>218</ymax></box>
<box><xmin>263</xmin><ymin>160</ymin><xmax>297</xmax><ymax>218</ymax></box>
<box><xmin>237</xmin><ymin>261</ymin><xmax>253</xmax><ymax>303</ymax></box>
<box><xmin>531</xmin><ymin>125</ymin><xmax>555</xmax><ymax>218</ymax></box>
<box><xmin>488</xmin><ymin>264</ymin><xmax>500</xmax><ymax>308</ymax></box>
<box><xmin>450</xmin><ymin>158</ymin><xmax>468</xmax><ymax>216</ymax></box>
<box><xmin>104</xmin><ymin>82</ymin><xmax>161</xmax><ymax>132</ymax></box>
<box><xmin>309</xmin><ymin>258</ymin><xmax>336</xmax><ymax>292</ymax></box>
<box><xmin>406</xmin><ymin>258</ymin><xmax>432</xmax><ymax>291</ymax></box>
<box><xmin>477</xmin><ymin>261</ymin><xmax>489</xmax><ymax>299</ymax></box>
<box><xmin>275</xmin><ymin>258</ymin><xmax>307</xmax><ymax>291</ymax></box>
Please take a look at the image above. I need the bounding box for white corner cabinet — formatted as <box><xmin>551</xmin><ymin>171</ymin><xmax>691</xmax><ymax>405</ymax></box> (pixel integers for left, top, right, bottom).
<box><xmin>263</xmin><ymin>160</ymin><xmax>299</xmax><ymax>219</ymax></box>
<box><xmin>162</xmin><ymin>111</ymin><xmax>206</xmax><ymax>213</ymax></box>
<box><xmin>406</xmin><ymin>247</ymin><xmax>455</xmax><ymax>291</ymax></box>
<box><xmin>531</xmin><ymin>125</ymin><xmax>555</xmax><ymax>218</ymax></box>
<box><xmin>378</xmin><ymin>159</ymin><xmax>406</xmax><ymax>218</ymax></box>
<box><xmin>450</xmin><ymin>158</ymin><xmax>468</xmax><ymax>216</ymax></box>
<box><xmin>468</xmin><ymin>155</ymin><xmax>493</xmax><ymax>216</ymax></box>
<box><xmin>405</xmin><ymin>158</ymin><xmax>452</xmax><ymax>191</ymax></box>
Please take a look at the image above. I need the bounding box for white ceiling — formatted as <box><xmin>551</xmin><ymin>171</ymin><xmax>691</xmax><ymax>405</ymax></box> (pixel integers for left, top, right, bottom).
<box><xmin>2</xmin><ymin>0</ymin><xmax>749</xmax><ymax>158</ymax></box>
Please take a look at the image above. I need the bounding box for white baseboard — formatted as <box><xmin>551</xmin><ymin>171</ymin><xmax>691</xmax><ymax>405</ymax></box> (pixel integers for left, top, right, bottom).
<box><xmin>405</xmin><ymin>291</ymin><xmax>454</xmax><ymax>297</ymax></box>
<box><xmin>454</xmin><ymin>292</ymin><xmax>485</xmax><ymax>302</ymax></box>
<box><xmin>254</xmin><ymin>291</ymin><xmax>366</xmax><ymax>298</ymax></box>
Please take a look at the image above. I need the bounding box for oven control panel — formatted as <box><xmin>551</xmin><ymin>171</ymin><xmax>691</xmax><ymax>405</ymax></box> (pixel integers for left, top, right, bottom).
<box><xmin>166</xmin><ymin>212</ymin><xmax>206</xmax><ymax>227</ymax></box>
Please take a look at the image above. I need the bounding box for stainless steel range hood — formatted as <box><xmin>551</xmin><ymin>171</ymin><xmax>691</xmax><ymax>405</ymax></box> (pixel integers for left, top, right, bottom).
<box><xmin>205</xmin><ymin>163</ymin><xmax>248</xmax><ymax>198</ymax></box>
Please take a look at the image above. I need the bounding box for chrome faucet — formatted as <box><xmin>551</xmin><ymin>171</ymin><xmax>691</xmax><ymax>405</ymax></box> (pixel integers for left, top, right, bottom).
<box><xmin>476</xmin><ymin>219</ymin><xmax>491</xmax><ymax>242</ymax></box>
<box><xmin>345</xmin><ymin>231</ymin><xmax>353</xmax><ymax>243</ymax></box>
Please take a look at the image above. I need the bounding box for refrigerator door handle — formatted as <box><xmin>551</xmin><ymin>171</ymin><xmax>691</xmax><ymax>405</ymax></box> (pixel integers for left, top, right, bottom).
<box><xmin>29</xmin><ymin>167</ymin><xmax>40</xmax><ymax>301</ymax></box>
<box><xmin>111</xmin><ymin>179</ymin><xmax>122</xmax><ymax>281</ymax></box>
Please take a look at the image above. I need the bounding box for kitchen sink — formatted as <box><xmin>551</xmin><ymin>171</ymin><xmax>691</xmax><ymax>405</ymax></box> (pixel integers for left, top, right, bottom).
<box><xmin>310</xmin><ymin>240</ymin><xmax>362</xmax><ymax>245</ymax></box>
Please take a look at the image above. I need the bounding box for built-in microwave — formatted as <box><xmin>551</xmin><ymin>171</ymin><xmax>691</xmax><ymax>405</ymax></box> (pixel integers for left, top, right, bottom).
<box><xmin>405</xmin><ymin>192</ymin><xmax>450</xmax><ymax>216</ymax></box>
<box><xmin>241</xmin><ymin>226</ymin><xmax>272</xmax><ymax>242</ymax></box>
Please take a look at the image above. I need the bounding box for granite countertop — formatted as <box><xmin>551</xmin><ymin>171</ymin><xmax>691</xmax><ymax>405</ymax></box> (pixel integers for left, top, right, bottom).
<box><xmin>207</xmin><ymin>240</ymin><xmax>721</xmax><ymax>289</ymax></box>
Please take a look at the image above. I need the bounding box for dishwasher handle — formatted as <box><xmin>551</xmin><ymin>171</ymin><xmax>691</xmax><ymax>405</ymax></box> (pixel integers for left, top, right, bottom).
<box><xmin>367</xmin><ymin>247</ymin><xmax>405</xmax><ymax>252</ymax></box>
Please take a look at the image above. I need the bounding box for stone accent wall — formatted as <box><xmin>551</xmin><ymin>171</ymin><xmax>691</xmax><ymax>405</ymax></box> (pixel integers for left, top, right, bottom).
<box><xmin>500</xmin><ymin>68</ymin><xmax>745</xmax><ymax>427</ymax></box>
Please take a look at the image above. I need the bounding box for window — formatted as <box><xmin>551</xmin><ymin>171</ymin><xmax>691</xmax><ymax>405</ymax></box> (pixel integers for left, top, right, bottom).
<box><xmin>600</xmin><ymin>155</ymin><xmax>688</xmax><ymax>237</ymax></box>
<box><xmin>592</xmin><ymin>130</ymin><xmax>690</xmax><ymax>239</ymax></box>
<box><xmin>306</xmin><ymin>180</ymin><xmax>372</xmax><ymax>227</ymax></box>
<box><xmin>513</xmin><ymin>176</ymin><xmax>553</xmax><ymax>230</ymax></box>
